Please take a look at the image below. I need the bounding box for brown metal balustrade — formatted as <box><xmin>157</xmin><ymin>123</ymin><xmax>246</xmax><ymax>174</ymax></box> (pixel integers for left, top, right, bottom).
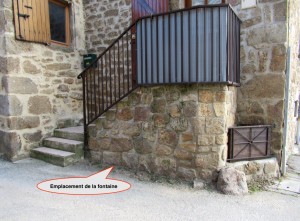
<box><xmin>77</xmin><ymin>4</ymin><xmax>241</xmax><ymax>148</ymax></box>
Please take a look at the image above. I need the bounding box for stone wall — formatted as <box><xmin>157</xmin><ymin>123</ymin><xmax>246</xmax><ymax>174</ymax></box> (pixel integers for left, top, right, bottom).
<box><xmin>83</xmin><ymin>0</ymin><xmax>184</xmax><ymax>55</ymax></box>
<box><xmin>88</xmin><ymin>85</ymin><xmax>237</xmax><ymax>182</ymax></box>
<box><xmin>286</xmin><ymin>0</ymin><xmax>300</xmax><ymax>155</ymax></box>
<box><xmin>0</xmin><ymin>0</ymin><xmax>85</xmax><ymax>160</ymax></box>
<box><xmin>228</xmin><ymin>158</ymin><xmax>280</xmax><ymax>182</ymax></box>
<box><xmin>0</xmin><ymin>0</ymin><xmax>7</xmax><ymax>155</ymax></box>
<box><xmin>83</xmin><ymin>0</ymin><xmax>132</xmax><ymax>54</ymax></box>
<box><xmin>228</xmin><ymin>0</ymin><xmax>287</xmax><ymax>159</ymax></box>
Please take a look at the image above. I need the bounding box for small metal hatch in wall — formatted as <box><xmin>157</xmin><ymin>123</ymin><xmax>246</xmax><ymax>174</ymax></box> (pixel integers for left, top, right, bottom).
<box><xmin>228</xmin><ymin>125</ymin><xmax>272</xmax><ymax>162</ymax></box>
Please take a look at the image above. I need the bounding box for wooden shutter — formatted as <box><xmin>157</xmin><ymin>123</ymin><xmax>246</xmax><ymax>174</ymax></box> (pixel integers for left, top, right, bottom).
<box><xmin>13</xmin><ymin>0</ymin><xmax>51</xmax><ymax>44</ymax></box>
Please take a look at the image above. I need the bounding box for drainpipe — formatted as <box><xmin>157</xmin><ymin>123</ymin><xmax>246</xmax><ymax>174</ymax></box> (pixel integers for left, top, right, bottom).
<box><xmin>281</xmin><ymin>0</ymin><xmax>291</xmax><ymax>176</ymax></box>
<box><xmin>282</xmin><ymin>47</ymin><xmax>291</xmax><ymax>176</ymax></box>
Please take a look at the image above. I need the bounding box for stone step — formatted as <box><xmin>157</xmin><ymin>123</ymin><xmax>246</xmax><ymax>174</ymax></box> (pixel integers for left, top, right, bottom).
<box><xmin>30</xmin><ymin>147</ymin><xmax>78</xmax><ymax>167</ymax></box>
<box><xmin>43</xmin><ymin>137</ymin><xmax>84</xmax><ymax>158</ymax></box>
<box><xmin>54</xmin><ymin>126</ymin><xmax>84</xmax><ymax>142</ymax></box>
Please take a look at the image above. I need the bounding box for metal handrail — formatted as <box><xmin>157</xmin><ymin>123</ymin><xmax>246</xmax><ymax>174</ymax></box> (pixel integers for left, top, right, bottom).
<box><xmin>77</xmin><ymin>4</ymin><xmax>241</xmax><ymax>151</ymax></box>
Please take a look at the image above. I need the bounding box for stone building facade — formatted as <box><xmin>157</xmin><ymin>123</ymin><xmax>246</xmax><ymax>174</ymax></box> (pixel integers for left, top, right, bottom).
<box><xmin>0</xmin><ymin>0</ymin><xmax>85</xmax><ymax>160</ymax></box>
<box><xmin>0</xmin><ymin>0</ymin><xmax>299</xmax><ymax>181</ymax></box>
<box><xmin>83</xmin><ymin>0</ymin><xmax>299</xmax><ymax>180</ymax></box>
<box><xmin>228</xmin><ymin>0</ymin><xmax>300</xmax><ymax>168</ymax></box>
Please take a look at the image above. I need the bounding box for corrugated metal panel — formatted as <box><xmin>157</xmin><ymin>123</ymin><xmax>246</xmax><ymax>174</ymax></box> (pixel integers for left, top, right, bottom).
<box><xmin>136</xmin><ymin>6</ymin><xmax>228</xmax><ymax>85</ymax></box>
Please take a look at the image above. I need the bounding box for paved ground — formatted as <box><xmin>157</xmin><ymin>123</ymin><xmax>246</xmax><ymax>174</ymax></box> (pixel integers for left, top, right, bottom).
<box><xmin>270</xmin><ymin>146</ymin><xmax>300</xmax><ymax>195</ymax></box>
<box><xmin>0</xmin><ymin>158</ymin><xmax>299</xmax><ymax>221</ymax></box>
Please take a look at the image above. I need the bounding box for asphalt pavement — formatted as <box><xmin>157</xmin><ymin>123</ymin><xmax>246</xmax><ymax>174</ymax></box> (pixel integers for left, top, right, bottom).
<box><xmin>0</xmin><ymin>158</ymin><xmax>299</xmax><ymax>221</ymax></box>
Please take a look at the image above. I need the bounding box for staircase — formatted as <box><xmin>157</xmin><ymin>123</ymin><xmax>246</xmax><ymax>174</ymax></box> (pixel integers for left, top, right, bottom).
<box><xmin>30</xmin><ymin>126</ymin><xmax>84</xmax><ymax>167</ymax></box>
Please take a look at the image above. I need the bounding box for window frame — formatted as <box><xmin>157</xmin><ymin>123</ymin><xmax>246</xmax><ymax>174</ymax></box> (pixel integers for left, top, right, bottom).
<box><xmin>185</xmin><ymin>0</ymin><xmax>226</xmax><ymax>7</ymax></box>
<box><xmin>48</xmin><ymin>0</ymin><xmax>71</xmax><ymax>47</ymax></box>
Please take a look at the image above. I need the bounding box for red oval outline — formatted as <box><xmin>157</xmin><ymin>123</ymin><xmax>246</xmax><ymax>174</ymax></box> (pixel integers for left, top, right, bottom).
<box><xmin>36</xmin><ymin>166</ymin><xmax>132</xmax><ymax>196</ymax></box>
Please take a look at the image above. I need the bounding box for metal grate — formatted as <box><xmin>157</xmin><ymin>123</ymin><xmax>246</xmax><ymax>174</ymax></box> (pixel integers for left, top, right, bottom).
<box><xmin>228</xmin><ymin>125</ymin><xmax>272</xmax><ymax>162</ymax></box>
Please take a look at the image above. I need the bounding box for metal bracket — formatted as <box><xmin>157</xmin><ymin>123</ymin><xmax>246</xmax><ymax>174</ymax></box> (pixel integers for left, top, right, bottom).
<box><xmin>18</xmin><ymin>13</ymin><xmax>30</xmax><ymax>19</ymax></box>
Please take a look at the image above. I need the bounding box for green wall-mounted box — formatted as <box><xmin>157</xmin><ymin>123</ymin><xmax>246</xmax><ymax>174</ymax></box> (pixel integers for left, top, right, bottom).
<box><xmin>83</xmin><ymin>54</ymin><xmax>97</xmax><ymax>68</ymax></box>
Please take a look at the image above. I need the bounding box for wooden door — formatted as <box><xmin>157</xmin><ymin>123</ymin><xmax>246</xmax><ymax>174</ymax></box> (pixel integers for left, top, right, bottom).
<box><xmin>131</xmin><ymin>0</ymin><xmax>169</xmax><ymax>84</ymax></box>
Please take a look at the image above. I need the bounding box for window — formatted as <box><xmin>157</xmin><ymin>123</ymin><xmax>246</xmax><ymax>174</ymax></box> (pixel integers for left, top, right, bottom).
<box><xmin>185</xmin><ymin>0</ymin><xmax>225</xmax><ymax>7</ymax></box>
<box><xmin>49</xmin><ymin>0</ymin><xmax>70</xmax><ymax>45</ymax></box>
<box><xmin>13</xmin><ymin>0</ymin><xmax>70</xmax><ymax>46</ymax></box>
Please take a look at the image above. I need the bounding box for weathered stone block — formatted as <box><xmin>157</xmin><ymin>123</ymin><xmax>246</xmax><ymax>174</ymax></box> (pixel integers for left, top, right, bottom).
<box><xmin>133</xmin><ymin>138</ymin><xmax>153</xmax><ymax>154</ymax></box>
<box><xmin>170</xmin><ymin>117</ymin><xmax>189</xmax><ymax>132</ymax></box>
<box><xmin>177</xmin><ymin>167</ymin><xmax>197</xmax><ymax>181</ymax></box>
<box><xmin>45</xmin><ymin>63</ymin><xmax>71</xmax><ymax>71</ymax></box>
<box><xmin>264</xmin><ymin>162</ymin><xmax>278</xmax><ymax>174</ymax></box>
<box><xmin>0</xmin><ymin>95</ymin><xmax>22</xmax><ymax>116</ymax></box>
<box><xmin>180</xmin><ymin>143</ymin><xmax>196</xmax><ymax>153</ymax></box>
<box><xmin>274</xmin><ymin>2</ymin><xmax>286</xmax><ymax>22</ymax></box>
<box><xmin>116</xmin><ymin>107</ymin><xmax>133</xmax><ymax>121</ymax></box>
<box><xmin>57</xmin><ymin>84</ymin><xmax>70</xmax><ymax>93</ymax></box>
<box><xmin>193</xmin><ymin>179</ymin><xmax>205</xmax><ymax>190</ymax></box>
<box><xmin>103</xmin><ymin>151</ymin><xmax>122</xmax><ymax>165</ymax></box>
<box><xmin>197</xmin><ymin>146</ymin><xmax>211</xmax><ymax>153</ymax></box>
<box><xmin>215</xmin><ymin>134</ymin><xmax>227</xmax><ymax>145</ymax></box>
<box><xmin>128</xmin><ymin>92</ymin><xmax>142</xmax><ymax>105</ymax></box>
<box><xmin>7</xmin><ymin>57</ymin><xmax>20</xmax><ymax>73</ymax></box>
<box><xmin>165</xmin><ymin>89</ymin><xmax>180</xmax><ymax>101</ymax></box>
<box><xmin>156</xmin><ymin>144</ymin><xmax>173</xmax><ymax>156</ymax></box>
<box><xmin>270</xmin><ymin>44</ymin><xmax>287</xmax><ymax>72</ymax></box>
<box><xmin>190</xmin><ymin>117</ymin><xmax>206</xmax><ymax>134</ymax></box>
<box><xmin>91</xmin><ymin>138</ymin><xmax>110</xmax><ymax>150</ymax></box>
<box><xmin>104</xmin><ymin>9</ymin><xmax>118</xmax><ymax>17</ymax></box>
<box><xmin>139</xmin><ymin>154</ymin><xmax>154</xmax><ymax>173</ymax></box>
<box><xmin>153</xmin><ymin>114</ymin><xmax>170</xmax><ymax>128</ymax></box>
<box><xmin>123</xmin><ymin>124</ymin><xmax>141</xmax><ymax>137</ymax></box>
<box><xmin>198</xmin><ymin>135</ymin><xmax>215</xmax><ymax>146</ymax></box>
<box><xmin>90</xmin><ymin>151</ymin><xmax>102</xmax><ymax>164</ymax></box>
<box><xmin>158</xmin><ymin>129</ymin><xmax>178</xmax><ymax>147</ymax></box>
<box><xmin>195</xmin><ymin>153</ymin><xmax>219</xmax><ymax>169</ymax></box>
<box><xmin>104</xmin><ymin>109</ymin><xmax>116</xmax><ymax>121</ymax></box>
<box><xmin>2</xmin><ymin>77</ymin><xmax>38</xmax><ymax>94</ymax></box>
<box><xmin>151</xmin><ymin>99</ymin><xmax>166</xmax><ymax>113</ymax></box>
<box><xmin>217</xmin><ymin>167</ymin><xmax>248</xmax><ymax>196</ymax></box>
<box><xmin>0</xmin><ymin>130</ymin><xmax>21</xmax><ymax>160</ymax></box>
<box><xmin>213</xmin><ymin>103</ymin><xmax>226</xmax><ymax>117</ymax></box>
<box><xmin>134</xmin><ymin>107</ymin><xmax>150</xmax><ymax>121</ymax></box>
<box><xmin>168</xmin><ymin>104</ymin><xmax>182</xmax><ymax>117</ymax></box>
<box><xmin>199</xmin><ymin>104</ymin><xmax>215</xmax><ymax>117</ymax></box>
<box><xmin>7</xmin><ymin>116</ymin><xmax>40</xmax><ymax>130</ymax></box>
<box><xmin>23</xmin><ymin>60</ymin><xmax>40</xmax><ymax>74</ymax></box>
<box><xmin>141</xmin><ymin>93</ymin><xmax>153</xmax><ymax>105</ymax></box>
<box><xmin>23</xmin><ymin>131</ymin><xmax>42</xmax><ymax>142</ymax></box>
<box><xmin>206</xmin><ymin>118</ymin><xmax>225</xmax><ymax>135</ymax></box>
<box><xmin>122</xmin><ymin>152</ymin><xmax>139</xmax><ymax>169</ymax></box>
<box><xmin>183</xmin><ymin>101</ymin><xmax>197</xmax><ymax>118</ymax></box>
<box><xmin>240</xmin><ymin>74</ymin><xmax>285</xmax><ymax>99</ymax></box>
<box><xmin>152</xmin><ymin>87</ymin><xmax>165</xmax><ymax>97</ymax></box>
<box><xmin>28</xmin><ymin>96</ymin><xmax>52</xmax><ymax>114</ymax></box>
<box><xmin>155</xmin><ymin>157</ymin><xmax>176</xmax><ymax>176</ymax></box>
<box><xmin>174</xmin><ymin>148</ymin><xmax>193</xmax><ymax>160</ymax></box>
<box><xmin>198</xmin><ymin>90</ymin><xmax>214</xmax><ymax>103</ymax></box>
<box><xmin>110</xmin><ymin>138</ymin><xmax>133</xmax><ymax>152</ymax></box>
<box><xmin>181</xmin><ymin>133</ymin><xmax>194</xmax><ymax>143</ymax></box>
<box><xmin>242</xmin><ymin>16</ymin><xmax>262</xmax><ymax>29</ymax></box>
<box><xmin>245</xmin><ymin>162</ymin><xmax>263</xmax><ymax>175</ymax></box>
